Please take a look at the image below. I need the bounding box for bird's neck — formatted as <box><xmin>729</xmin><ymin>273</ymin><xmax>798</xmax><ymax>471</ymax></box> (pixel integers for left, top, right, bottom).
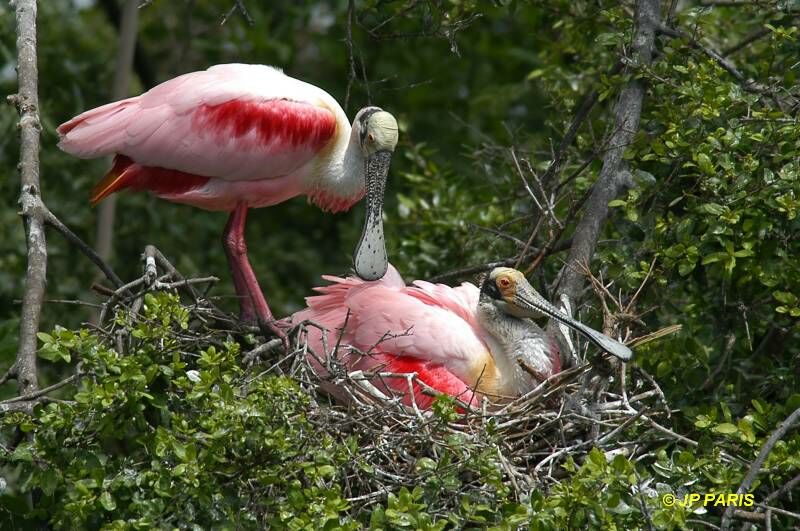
<box><xmin>477</xmin><ymin>302</ymin><xmax>558</xmax><ymax>395</ymax></box>
<box><xmin>306</xmin><ymin>123</ymin><xmax>366</xmax><ymax>213</ymax></box>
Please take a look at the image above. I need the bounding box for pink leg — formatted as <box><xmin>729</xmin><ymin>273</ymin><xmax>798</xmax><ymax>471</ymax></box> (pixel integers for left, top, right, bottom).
<box><xmin>222</xmin><ymin>202</ymin><xmax>288</xmax><ymax>345</ymax></box>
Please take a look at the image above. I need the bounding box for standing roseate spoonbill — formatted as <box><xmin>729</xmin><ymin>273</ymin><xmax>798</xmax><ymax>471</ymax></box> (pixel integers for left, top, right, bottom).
<box><xmin>292</xmin><ymin>265</ymin><xmax>632</xmax><ymax>409</ymax></box>
<box><xmin>57</xmin><ymin>63</ymin><xmax>398</xmax><ymax>341</ymax></box>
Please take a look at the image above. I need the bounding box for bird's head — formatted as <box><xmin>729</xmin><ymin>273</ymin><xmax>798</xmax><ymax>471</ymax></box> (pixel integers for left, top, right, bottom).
<box><xmin>480</xmin><ymin>267</ymin><xmax>547</xmax><ymax>320</ymax></box>
<box><xmin>355</xmin><ymin>106</ymin><xmax>399</xmax><ymax>155</ymax></box>
<box><xmin>479</xmin><ymin>267</ymin><xmax>633</xmax><ymax>362</ymax></box>
<box><xmin>352</xmin><ymin>107</ymin><xmax>398</xmax><ymax>282</ymax></box>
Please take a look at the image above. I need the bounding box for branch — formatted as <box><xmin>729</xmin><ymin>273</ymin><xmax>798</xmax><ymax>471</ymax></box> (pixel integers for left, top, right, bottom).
<box><xmin>554</xmin><ymin>0</ymin><xmax>659</xmax><ymax>307</ymax></box>
<box><xmin>12</xmin><ymin>0</ymin><xmax>44</xmax><ymax>397</ymax></box>
<box><xmin>43</xmin><ymin>208</ymin><xmax>125</xmax><ymax>289</ymax></box>
<box><xmin>721</xmin><ymin>406</ymin><xmax>800</xmax><ymax>530</ymax></box>
<box><xmin>722</xmin><ymin>26</ymin><xmax>771</xmax><ymax>57</ymax></box>
<box><xmin>762</xmin><ymin>472</ymin><xmax>800</xmax><ymax>505</ymax></box>
<box><xmin>0</xmin><ymin>372</ymin><xmax>80</xmax><ymax>410</ymax></box>
<box><xmin>221</xmin><ymin>0</ymin><xmax>254</xmax><ymax>26</ymax></box>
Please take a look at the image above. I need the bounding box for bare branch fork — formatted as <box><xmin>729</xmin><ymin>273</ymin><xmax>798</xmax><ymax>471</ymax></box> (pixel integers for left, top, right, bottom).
<box><xmin>554</xmin><ymin>0</ymin><xmax>660</xmax><ymax>312</ymax></box>
<box><xmin>97</xmin><ymin>244</ymin><xmax>222</xmax><ymax>327</ymax></box>
<box><xmin>221</xmin><ymin>0</ymin><xmax>254</xmax><ymax>26</ymax></box>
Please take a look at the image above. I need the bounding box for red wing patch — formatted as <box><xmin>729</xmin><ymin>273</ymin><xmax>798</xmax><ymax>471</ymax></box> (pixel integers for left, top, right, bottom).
<box><xmin>193</xmin><ymin>99</ymin><xmax>337</xmax><ymax>150</ymax></box>
<box><xmin>90</xmin><ymin>154</ymin><xmax>210</xmax><ymax>205</ymax></box>
<box><xmin>374</xmin><ymin>355</ymin><xmax>477</xmax><ymax>409</ymax></box>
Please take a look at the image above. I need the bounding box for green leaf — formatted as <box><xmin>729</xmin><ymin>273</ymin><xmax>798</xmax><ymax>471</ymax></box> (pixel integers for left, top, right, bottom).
<box><xmin>699</xmin><ymin>202</ymin><xmax>725</xmax><ymax>216</ymax></box>
<box><xmin>100</xmin><ymin>491</ymin><xmax>117</xmax><ymax>511</ymax></box>
<box><xmin>714</xmin><ymin>423</ymin><xmax>738</xmax><ymax>435</ymax></box>
<box><xmin>702</xmin><ymin>252</ymin><xmax>728</xmax><ymax>265</ymax></box>
<box><xmin>696</xmin><ymin>153</ymin><xmax>715</xmax><ymax>175</ymax></box>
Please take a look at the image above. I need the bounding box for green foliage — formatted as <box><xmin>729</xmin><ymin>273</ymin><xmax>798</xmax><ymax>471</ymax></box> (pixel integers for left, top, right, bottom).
<box><xmin>3</xmin><ymin>293</ymin><xmax>358</xmax><ymax>529</ymax></box>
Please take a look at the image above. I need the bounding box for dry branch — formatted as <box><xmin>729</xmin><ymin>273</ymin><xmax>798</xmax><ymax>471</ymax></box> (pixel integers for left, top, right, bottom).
<box><xmin>539</xmin><ymin>59</ymin><xmax>624</xmax><ymax>190</ymax></box>
<box><xmin>43</xmin><ymin>208</ymin><xmax>125</xmax><ymax>289</ymax></box>
<box><xmin>11</xmin><ymin>0</ymin><xmax>44</xmax><ymax>397</ymax></box>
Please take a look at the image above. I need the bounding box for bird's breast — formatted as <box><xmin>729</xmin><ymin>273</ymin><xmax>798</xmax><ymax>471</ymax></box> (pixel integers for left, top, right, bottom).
<box><xmin>467</xmin><ymin>350</ymin><xmax>508</xmax><ymax>400</ymax></box>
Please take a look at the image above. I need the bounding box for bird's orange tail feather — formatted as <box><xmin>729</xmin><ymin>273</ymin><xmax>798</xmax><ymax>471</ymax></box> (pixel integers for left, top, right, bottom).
<box><xmin>90</xmin><ymin>155</ymin><xmax>135</xmax><ymax>206</ymax></box>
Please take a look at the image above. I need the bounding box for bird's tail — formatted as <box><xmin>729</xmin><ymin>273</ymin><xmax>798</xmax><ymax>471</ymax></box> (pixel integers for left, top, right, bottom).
<box><xmin>57</xmin><ymin>97</ymin><xmax>138</xmax><ymax>158</ymax></box>
<box><xmin>89</xmin><ymin>155</ymin><xmax>136</xmax><ymax>205</ymax></box>
<box><xmin>290</xmin><ymin>264</ymin><xmax>404</xmax><ymax>325</ymax></box>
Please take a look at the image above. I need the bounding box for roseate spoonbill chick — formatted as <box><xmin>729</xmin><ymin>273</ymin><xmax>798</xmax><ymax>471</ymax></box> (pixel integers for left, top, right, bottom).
<box><xmin>57</xmin><ymin>64</ymin><xmax>398</xmax><ymax>341</ymax></box>
<box><xmin>291</xmin><ymin>265</ymin><xmax>632</xmax><ymax>409</ymax></box>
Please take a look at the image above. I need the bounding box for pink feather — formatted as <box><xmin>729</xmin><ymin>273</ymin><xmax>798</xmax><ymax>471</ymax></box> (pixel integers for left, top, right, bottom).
<box><xmin>289</xmin><ymin>265</ymin><xmax>495</xmax><ymax>409</ymax></box>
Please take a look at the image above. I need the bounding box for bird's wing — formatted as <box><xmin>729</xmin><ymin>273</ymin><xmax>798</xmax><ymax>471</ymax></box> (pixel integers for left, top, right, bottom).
<box><xmin>406</xmin><ymin>278</ymin><xmax>481</xmax><ymax>328</ymax></box>
<box><xmin>351</xmin><ymin>353</ymin><xmax>479</xmax><ymax>409</ymax></box>
<box><xmin>292</xmin><ymin>265</ymin><xmax>494</xmax><ymax>390</ymax></box>
<box><xmin>58</xmin><ymin>64</ymin><xmax>346</xmax><ymax>182</ymax></box>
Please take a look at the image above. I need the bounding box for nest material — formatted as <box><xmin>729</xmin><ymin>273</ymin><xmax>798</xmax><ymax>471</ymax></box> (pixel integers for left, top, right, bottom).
<box><xmin>260</xmin><ymin>320</ymin><xmax>672</xmax><ymax>512</ymax></box>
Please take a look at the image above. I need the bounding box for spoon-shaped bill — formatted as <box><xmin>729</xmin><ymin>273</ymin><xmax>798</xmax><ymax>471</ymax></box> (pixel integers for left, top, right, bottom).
<box><xmin>353</xmin><ymin>150</ymin><xmax>390</xmax><ymax>281</ymax></box>
<box><xmin>514</xmin><ymin>284</ymin><xmax>633</xmax><ymax>361</ymax></box>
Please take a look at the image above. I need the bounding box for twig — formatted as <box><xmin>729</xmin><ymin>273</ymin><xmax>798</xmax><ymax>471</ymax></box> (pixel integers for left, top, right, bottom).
<box><xmin>701</xmin><ymin>333</ymin><xmax>736</xmax><ymax>391</ymax></box>
<box><xmin>428</xmin><ymin>238</ymin><xmax>572</xmax><ymax>283</ymax></box>
<box><xmin>154</xmin><ymin>276</ymin><xmax>219</xmax><ymax>291</ymax></box>
<box><xmin>43</xmin><ymin>299</ymin><xmax>104</xmax><ymax>309</ymax></box>
<box><xmin>1</xmin><ymin>373</ymin><xmax>80</xmax><ymax>407</ymax></box>
<box><xmin>148</xmin><ymin>245</ymin><xmax>206</xmax><ymax>303</ymax></box>
<box><xmin>99</xmin><ymin>275</ymin><xmax>147</xmax><ymax>323</ymax></box>
<box><xmin>242</xmin><ymin>338</ymin><xmax>284</xmax><ymax>367</ymax></box>
<box><xmin>722</xmin><ymin>26</ymin><xmax>771</xmax><ymax>56</ymax></box>
<box><xmin>624</xmin><ymin>256</ymin><xmax>657</xmax><ymax>314</ymax></box>
<box><xmin>539</xmin><ymin>60</ymin><xmax>624</xmax><ymax>189</ymax></box>
<box><xmin>762</xmin><ymin>472</ymin><xmax>800</xmax><ymax>505</ymax></box>
<box><xmin>753</xmin><ymin>503</ymin><xmax>800</xmax><ymax>520</ymax></box>
<box><xmin>221</xmin><ymin>0</ymin><xmax>254</xmax><ymax>26</ymax></box>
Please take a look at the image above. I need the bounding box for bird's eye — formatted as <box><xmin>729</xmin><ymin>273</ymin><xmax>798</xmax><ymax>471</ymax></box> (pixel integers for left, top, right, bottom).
<box><xmin>497</xmin><ymin>276</ymin><xmax>512</xmax><ymax>289</ymax></box>
<box><xmin>367</xmin><ymin>133</ymin><xmax>375</xmax><ymax>143</ymax></box>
